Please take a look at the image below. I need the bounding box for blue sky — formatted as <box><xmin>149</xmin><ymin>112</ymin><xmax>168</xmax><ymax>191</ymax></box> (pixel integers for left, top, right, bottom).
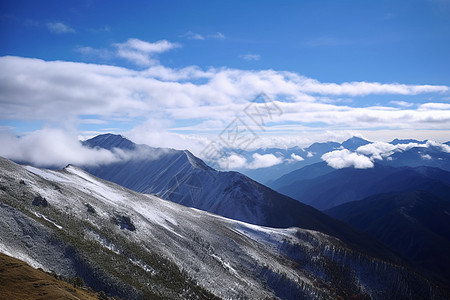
<box><xmin>0</xmin><ymin>0</ymin><xmax>449</xmax><ymax>162</ymax></box>
<box><xmin>2</xmin><ymin>0</ymin><xmax>450</xmax><ymax>83</ymax></box>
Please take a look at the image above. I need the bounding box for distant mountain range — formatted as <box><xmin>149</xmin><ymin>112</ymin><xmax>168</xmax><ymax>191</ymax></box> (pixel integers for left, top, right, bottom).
<box><xmin>227</xmin><ymin>136</ymin><xmax>371</xmax><ymax>184</ymax></box>
<box><xmin>81</xmin><ymin>134</ymin><xmax>395</xmax><ymax>259</ymax></box>
<box><xmin>3</xmin><ymin>133</ymin><xmax>450</xmax><ymax>298</ymax></box>
<box><xmin>227</xmin><ymin>136</ymin><xmax>450</xmax><ymax>184</ymax></box>
<box><xmin>2</xmin><ymin>156</ymin><xmax>446</xmax><ymax>298</ymax></box>
<box><xmin>325</xmin><ymin>190</ymin><xmax>450</xmax><ymax>287</ymax></box>
<box><xmin>273</xmin><ymin>163</ymin><xmax>450</xmax><ymax>210</ymax></box>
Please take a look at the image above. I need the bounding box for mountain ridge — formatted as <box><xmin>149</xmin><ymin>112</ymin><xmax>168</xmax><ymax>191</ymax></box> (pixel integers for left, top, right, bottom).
<box><xmin>2</xmin><ymin>156</ymin><xmax>445</xmax><ymax>298</ymax></box>
<box><xmin>78</xmin><ymin>135</ymin><xmax>406</xmax><ymax>262</ymax></box>
<box><xmin>325</xmin><ymin>190</ymin><xmax>450</xmax><ymax>287</ymax></box>
<box><xmin>276</xmin><ymin>163</ymin><xmax>450</xmax><ymax>210</ymax></box>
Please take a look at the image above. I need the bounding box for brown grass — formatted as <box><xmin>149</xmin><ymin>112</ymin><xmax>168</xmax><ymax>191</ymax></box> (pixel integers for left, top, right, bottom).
<box><xmin>0</xmin><ymin>252</ymin><xmax>99</xmax><ymax>300</ymax></box>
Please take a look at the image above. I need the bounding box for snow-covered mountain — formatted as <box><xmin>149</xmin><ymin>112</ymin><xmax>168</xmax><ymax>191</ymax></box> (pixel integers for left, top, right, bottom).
<box><xmin>0</xmin><ymin>156</ymin><xmax>447</xmax><ymax>299</ymax></box>
<box><xmin>225</xmin><ymin>136</ymin><xmax>450</xmax><ymax>184</ymax></box>
<box><xmin>223</xmin><ymin>139</ymin><xmax>351</xmax><ymax>184</ymax></box>
<box><xmin>81</xmin><ymin>134</ymin><xmax>395</xmax><ymax>257</ymax></box>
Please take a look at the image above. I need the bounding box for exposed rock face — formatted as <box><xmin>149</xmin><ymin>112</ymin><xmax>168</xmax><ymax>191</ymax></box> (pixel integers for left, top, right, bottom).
<box><xmin>32</xmin><ymin>195</ymin><xmax>48</xmax><ymax>207</ymax></box>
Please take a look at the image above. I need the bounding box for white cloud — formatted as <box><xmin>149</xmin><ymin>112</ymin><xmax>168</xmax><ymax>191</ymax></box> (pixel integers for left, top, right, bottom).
<box><xmin>307</xmin><ymin>152</ymin><xmax>314</xmax><ymax>158</ymax></box>
<box><xmin>208</xmin><ymin>32</ymin><xmax>225</xmax><ymax>39</ymax></box>
<box><xmin>114</xmin><ymin>38</ymin><xmax>180</xmax><ymax>66</ymax></box>
<box><xmin>0</xmin><ymin>129</ymin><xmax>127</xmax><ymax>168</ymax></box>
<box><xmin>182</xmin><ymin>31</ymin><xmax>225</xmax><ymax>40</ymax></box>
<box><xmin>390</xmin><ymin>100</ymin><xmax>415</xmax><ymax>107</ymax></box>
<box><xmin>182</xmin><ymin>31</ymin><xmax>205</xmax><ymax>40</ymax></box>
<box><xmin>76</xmin><ymin>46</ymin><xmax>111</xmax><ymax>59</ymax></box>
<box><xmin>217</xmin><ymin>153</ymin><xmax>247</xmax><ymax>169</ymax></box>
<box><xmin>356</xmin><ymin>142</ymin><xmax>398</xmax><ymax>160</ymax></box>
<box><xmin>247</xmin><ymin>153</ymin><xmax>283</xmax><ymax>169</ymax></box>
<box><xmin>215</xmin><ymin>153</ymin><xmax>283</xmax><ymax>170</ymax></box>
<box><xmin>290</xmin><ymin>153</ymin><xmax>304</xmax><ymax>161</ymax></box>
<box><xmin>46</xmin><ymin>22</ymin><xmax>75</xmax><ymax>34</ymax></box>
<box><xmin>426</xmin><ymin>140</ymin><xmax>450</xmax><ymax>153</ymax></box>
<box><xmin>0</xmin><ymin>52</ymin><xmax>449</xmax><ymax>154</ymax></box>
<box><xmin>421</xmin><ymin>154</ymin><xmax>432</xmax><ymax>160</ymax></box>
<box><xmin>321</xmin><ymin>149</ymin><xmax>374</xmax><ymax>169</ymax></box>
<box><xmin>418</xmin><ymin>102</ymin><xmax>450</xmax><ymax>110</ymax></box>
<box><xmin>298</xmin><ymin>79</ymin><xmax>448</xmax><ymax>96</ymax></box>
<box><xmin>355</xmin><ymin>140</ymin><xmax>450</xmax><ymax>161</ymax></box>
<box><xmin>240</xmin><ymin>54</ymin><xmax>261</xmax><ymax>61</ymax></box>
<box><xmin>126</xmin><ymin>118</ymin><xmax>209</xmax><ymax>154</ymax></box>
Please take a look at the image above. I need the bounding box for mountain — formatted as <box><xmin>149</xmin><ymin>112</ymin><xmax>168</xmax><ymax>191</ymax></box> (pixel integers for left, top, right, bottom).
<box><xmin>276</xmin><ymin>164</ymin><xmax>450</xmax><ymax>210</ymax></box>
<box><xmin>340</xmin><ymin>136</ymin><xmax>371</xmax><ymax>151</ymax></box>
<box><xmin>390</xmin><ymin>138</ymin><xmax>426</xmax><ymax>145</ymax></box>
<box><xmin>0</xmin><ymin>252</ymin><xmax>100</xmax><ymax>300</ymax></box>
<box><xmin>0</xmin><ymin>156</ymin><xmax>447</xmax><ymax>299</ymax></box>
<box><xmin>233</xmin><ymin>147</ymin><xmax>311</xmax><ymax>185</ymax></box>
<box><xmin>269</xmin><ymin>161</ymin><xmax>334</xmax><ymax>190</ymax></box>
<box><xmin>229</xmin><ymin>137</ymin><xmax>371</xmax><ymax>184</ymax></box>
<box><xmin>81</xmin><ymin>134</ymin><xmax>398</xmax><ymax>258</ymax></box>
<box><xmin>82</xmin><ymin>133</ymin><xmax>137</xmax><ymax>151</ymax></box>
<box><xmin>229</xmin><ymin>137</ymin><xmax>371</xmax><ymax>186</ymax></box>
<box><xmin>234</xmin><ymin>137</ymin><xmax>450</xmax><ymax>185</ymax></box>
<box><xmin>325</xmin><ymin>190</ymin><xmax>450</xmax><ymax>287</ymax></box>
<box><xmin>0</xmin><ymin>253</ymin><xmax>100</xmax><ymax>300</ymax></box>
<box><xmin>378</xmin><ymin>144</ymin><xmax>450</xmax><ymax>171</ymax></box>
<box><xmin>304</xmin><ymin>140</ymin><xmax>341</xmax><ymax>155</ymax></box>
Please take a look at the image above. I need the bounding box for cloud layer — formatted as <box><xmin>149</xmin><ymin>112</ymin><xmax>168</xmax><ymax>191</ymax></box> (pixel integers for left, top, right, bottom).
<box><xmin>321</xmin><ymin>140</ymin><xmax>450</xmax><ymax>169</ymax></box>
<box><xmin>217</xmin><ymin>153</ymin><xmax>284</xmax><ymax>170</ymax></box>
<box><xmin>0</xmin><ymin>38</ymin><xmax>449</xmax><ymax>165</ymax></box>
<box><xmin>0</xmin><ymin>129</ymin><xmax>124</xmax><ymax>167</ymax></box>
<box><xmin>1</xmin><ymin>52</ymin><xmax>448</xmax><ymax>131</ymax></box>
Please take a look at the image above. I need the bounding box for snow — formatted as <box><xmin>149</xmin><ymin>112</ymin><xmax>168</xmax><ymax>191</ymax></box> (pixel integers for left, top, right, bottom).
<box><xmin>0</xmin><ymin>157</ymin><xmax>439</xmax><ymax>299</ymax></box>
<box><xmin>64</xmin><ymin>166</ymin><xmax>128</xmax><ymax>205</ymax></box>
<box><xmin>0</xmin><ymin>243</ymin><xmax>45</xmax><ymax>270</ymax></box>
<box><xmin>33</xmin><ymin>211</ymin><xmax>63</xmax><ymax>229</ymax></box>
<box><xmin>25</xmin><ymin>166</ymin><xmax>71</xmax><ymax>182</ymax></box>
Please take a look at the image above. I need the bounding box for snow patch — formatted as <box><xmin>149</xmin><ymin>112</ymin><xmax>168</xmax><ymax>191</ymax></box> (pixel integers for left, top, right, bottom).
<box><xmin>25</xmin><ymin>166</ymin><xmax>71</xmax><ymax>182</ymax></box>
<box><xmin>33</xmin><ymin>211</ymin><xmax>63</xmax><ymax>229</ymax></box>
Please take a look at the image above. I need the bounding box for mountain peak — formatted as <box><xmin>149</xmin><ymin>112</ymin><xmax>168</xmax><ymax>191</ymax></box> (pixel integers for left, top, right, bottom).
<box><xmin>341</xmin><ymin>136</ymin><xmax>371</xmax><ymax>150</ymax></box>
<box><xmin>184</xmin><ymin>150</ymin><xmax>214</xmax><ymax>171</ymax></box>
<box><xmin>390</xmin><ymin>138</ymin><xmax>424</xmax><ymax>145</ymax></box>
<box><xmin>82</xmin><ymin>133</ymin><xmax>136</xmax><ymax>151</ymax></box>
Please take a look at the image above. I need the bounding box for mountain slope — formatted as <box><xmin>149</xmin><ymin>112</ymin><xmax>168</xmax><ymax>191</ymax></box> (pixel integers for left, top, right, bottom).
<box><xmin>341</xmin><ymin>136</ymin><xmax>371</xmax><ymax>151</ymax></box>
<box><xmin>0</xmin><ymin>253</ymin><xmax>100</xmax><ymax>300</ymax></box>
<box><xmin>325</xmin><ymin>190</ymin><xmax>450</xmax><ymax>287</ymax></box>
<box><xmin>234</xmin><ymin>137</ymin><xmax>450</xmax><ymax>184</ymax></box>
<box><xmin>0</xmin><ymin>156</ymin><xmax>447</xmax><ymax>299</ymax></box>
<box><xmin>269</xmin><ymin>161</ymin><xmax>334</xmax><ymax>190</ymax></box>
<box><xmin>235</xmin><ymin>138</ymin><xmax>366</xmax><ymax>184</ymax></box>
<box><xmin>81</xmin><ymin>134</ymin><xmax>401</xmax><ymax>261</ymax></box>
<box><xmin>378</xmin><ymin>145</ymin><xmax>450</xmax><ymax>171</ymax></box>
<box><xmin>276</xmin><ymin>164</ymin><xmax>450</xmax><ymax>210</ymax></box>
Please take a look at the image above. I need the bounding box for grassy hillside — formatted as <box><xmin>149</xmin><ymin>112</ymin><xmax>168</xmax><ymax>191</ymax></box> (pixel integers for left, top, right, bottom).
<box><xmin>0</xmin><ymin>252</ymin><xmax>101</xmax><ymax>300</ymax></box>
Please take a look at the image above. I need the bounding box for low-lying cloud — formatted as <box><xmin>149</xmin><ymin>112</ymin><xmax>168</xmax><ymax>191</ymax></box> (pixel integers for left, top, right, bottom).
<box><xmin>321</xmin><ymin>149</ymin><xmax>374</xmax><ymax>169</ymax></box>
<box><xmin>217</xmin><ymin>153</ymin><xmax>284</xmax><ymax>170</ymax></box>
<box><xmin>248</xmin><ymin>153</ymin><xmax>284</xmax><ymax>169</ymax></box>
<box><xmin>321</xmin><ymin>139</ymin><xmax>450</xmax><ymax>169</ymax></box>
<box><xmin>0</xmin><ymin>129</ymin><xmax>127</xmax><ymax>168</ymax></box>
